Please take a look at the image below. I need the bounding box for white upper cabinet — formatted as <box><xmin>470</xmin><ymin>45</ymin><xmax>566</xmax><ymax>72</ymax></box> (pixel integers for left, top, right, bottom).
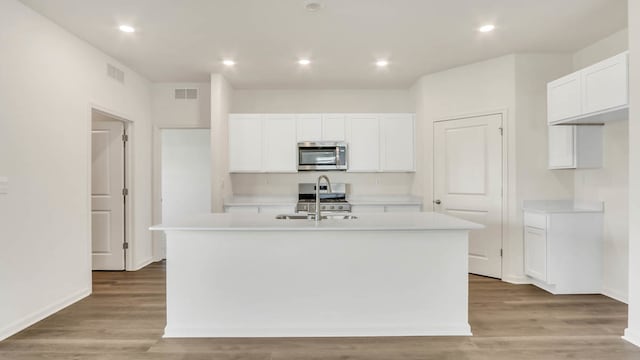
<box><xmin>346</xmin><ymin>114</ymin><xmax>380</xmax><ymax>172</ymax></box>
<box><xmin>296</xmin><ymin>114</ymin><xmax>345</xmax><ymax>142</ymax></box>
<box><xmin>548</xmin><ymin>52</ymin><xmax>628</xmax><ymax>125</ymax></box>
<box><xmin>548</xmin><ymin>125</ymin><xmax>603</xmax><ymax>170</ymax></box>
<box><xmin>547</xmin><ymin>73</ymin><xmax>582</xmax><ymax>124</ymax></box>
<box><xmin>231</xmin><ymin>113</ymin><xmax>415</xmax><ymax>173</ymax></box>
<box><xmin>296</xmin><ymin>114</ymin><xmax>322</xmax><ymax>142</ymax></box>
<box><xmin>380</xmin><ymin>114</ymin><xmax>415</xmax><ymax>172</ymax></box>
<box><xmin>229</xmin><ymin>114</ymin><xmax>263</xmax><ymax>172</ymax></box>
<box><xmin>582</xmin><ymin>52</ymin><xmax>629</xmax><ymax>115</ymax></box>
<box><xmin>263</xmin><ymin>114</ymin><xmax>297</xmax><ymax>172</ymax></box>
<box><xmin>322</xmin><ymin>114</ymin><xmax>346</xmax><ymax>141</ymax></box>
<box><xmin>229</xmin><ymin>114</ymin><xmax>296</xmax><ymax>173</ymax></box>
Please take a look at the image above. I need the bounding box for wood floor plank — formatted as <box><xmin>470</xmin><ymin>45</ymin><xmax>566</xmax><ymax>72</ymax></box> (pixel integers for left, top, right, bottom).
<box><xmin>2</xmin><ymin>261</ymin><xmax>639</xmax><ymax>359</ymax></box>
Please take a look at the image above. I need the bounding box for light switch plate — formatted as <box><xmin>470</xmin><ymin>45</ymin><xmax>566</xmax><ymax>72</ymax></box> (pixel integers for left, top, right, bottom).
<box><xmin>0</xmin><ymin>176</ymin><xmax>8</xmax><ymax>194</ymax></box>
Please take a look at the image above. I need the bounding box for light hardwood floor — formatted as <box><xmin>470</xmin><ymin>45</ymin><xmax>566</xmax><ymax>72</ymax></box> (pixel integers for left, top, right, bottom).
<box><xmin>1</xmin><ymin>261</ymin><xmax>639</xmax><ymax>359</ymax></box>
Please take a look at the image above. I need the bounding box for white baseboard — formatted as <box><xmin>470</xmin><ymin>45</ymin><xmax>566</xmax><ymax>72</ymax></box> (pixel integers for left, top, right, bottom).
<box><xmin>0</xmin><ymin>287</ymin><xmax>91</xmax><ymax>341</ymax></box>
<box><xmin>130</xmin><ymin>257</ymin><xmax>153</xmax><ymax>271</ymax></box>
<box><xmin>602</xmin><ymin>287</ymin><xmax>628</xmax><ymax>304</ymax></box>
<box><xmin>501</xmin><ymin>275</ymin><xmax>530</xmax><ymax>285</ymax></box>
<box><xmin>164</xmin><ymin>324</ymin><xmax>473</xmax><ymax>338</ymax></box>
<box><xmin>623</xmin><ymin>328</ymin><xmax>640</xmax><ymax>348</ymax></box>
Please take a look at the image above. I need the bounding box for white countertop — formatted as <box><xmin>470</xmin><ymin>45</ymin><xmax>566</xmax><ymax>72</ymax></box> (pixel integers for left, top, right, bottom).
<box><xmin>150</xmin><ymin>212</ymin><xmax>483</xmax><ymax>232</ymax></box>
<box><xmin>224</xmin><ymin>195</ymin><xmax>423</xmax><ymax>206</ymax></box>
<box><xmin>522</xmin><ymin>200</ymin><xmax>604</xmax><ymax>214</ymax></box>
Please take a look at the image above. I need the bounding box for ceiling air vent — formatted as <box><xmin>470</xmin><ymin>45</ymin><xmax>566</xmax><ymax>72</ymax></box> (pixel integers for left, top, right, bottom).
<box><xmin>107</xmin><ymin>63</ymin><xmax>125</xmax><ymax>84</ymax></box>
<box><xmin>174</xmin><ymin>88</ymin><xmax>198</xmax><ymax>100</ymax></box>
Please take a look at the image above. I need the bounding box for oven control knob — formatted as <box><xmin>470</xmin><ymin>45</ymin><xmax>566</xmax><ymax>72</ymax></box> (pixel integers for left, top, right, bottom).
<box><xmin>338</xmin><ymin>205</ymin><xmax>343</xmax><ymax>210</ymax></box>
<box><xmin>330</xmin><ymin>205</ymin><xmax>335</xmax><ymax>210</ymax></box>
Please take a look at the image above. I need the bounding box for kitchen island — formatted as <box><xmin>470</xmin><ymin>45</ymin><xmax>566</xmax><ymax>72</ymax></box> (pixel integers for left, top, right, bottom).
<box><xmin>151</xmin><ymin>212</ymin><xmax>482</xmax><ymax>338</ymax></box>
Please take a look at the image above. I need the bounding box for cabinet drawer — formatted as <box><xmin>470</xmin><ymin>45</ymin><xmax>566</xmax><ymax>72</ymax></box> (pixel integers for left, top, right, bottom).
<box><xmin>524</xmin><ymin>212</ymin><xmax>547</xmax><ymax>229</ymax></box>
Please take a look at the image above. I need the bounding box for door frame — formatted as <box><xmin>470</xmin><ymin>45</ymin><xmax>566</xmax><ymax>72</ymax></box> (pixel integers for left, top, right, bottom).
<box><xmin>432</xmin><ymin>109</ymin><xmax>509</xmax><ymax>280</ymax></box>
<box><xmin>87</xmin><ymin>104</ymin><xmax>133</xmax><ymax>271</ymax></box>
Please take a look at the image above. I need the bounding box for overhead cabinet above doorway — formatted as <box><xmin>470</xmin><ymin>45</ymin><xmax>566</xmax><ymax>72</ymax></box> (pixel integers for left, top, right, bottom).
<box><xmin>228</xmin><ymin>113</ymin><xmax>415</xmax><ymax>173</ymax></box>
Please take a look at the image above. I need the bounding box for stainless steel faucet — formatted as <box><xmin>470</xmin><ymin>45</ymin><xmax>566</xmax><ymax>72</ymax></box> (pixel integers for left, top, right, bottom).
<box><xmin>315</xmin><ymin>175</ymin><xmax>332</xmax><ymax>222</ymax></box>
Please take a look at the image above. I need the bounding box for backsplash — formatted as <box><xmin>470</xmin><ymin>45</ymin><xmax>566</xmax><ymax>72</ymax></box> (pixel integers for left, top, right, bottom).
<box><xmin>231</xmin><ymin>172</ymin><xmax>415</xmax><ymax>197</ymax></box>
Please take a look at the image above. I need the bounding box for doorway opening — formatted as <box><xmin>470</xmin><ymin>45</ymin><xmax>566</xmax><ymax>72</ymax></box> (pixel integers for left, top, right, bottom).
<box><xmin>157</xmin><ymin>128</ymin><xmax>211</xmax><ymax>260</ymax></box>
<box><xmin>91</xmin><ymin>109</ymin><xmax>128</xmax><ymax>270</ymax></box>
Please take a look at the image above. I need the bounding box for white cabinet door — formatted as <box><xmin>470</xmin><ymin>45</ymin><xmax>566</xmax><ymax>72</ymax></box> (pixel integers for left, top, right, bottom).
<box><xmin>296</xmin><ymin>114</ymin><xmax>322</xmax><ymax>142</ymax></box>
<box><xmin>322</xmin><ymin>114</ymin><xmax>346</xmax><ymax>141</ymax></box>
<box><xmin>524</xmin><ymin>226</ymin><xmax>548</xmax><ymax>282</ymax></box>
<box><xmin>229</xmin><ymin>115</ymin><xmax>262</xmax><ymax>172</ymax></box>
<box><xmin>263</xmin><ymin>115</ymin><xmax>297</xmax><ymax>172</ymax></box>
<box><xmin>346</xmin><ymin>115</ymin><xmax>380</xmax><ymax>172</ymax></box>
<box><xmin>582</xmin><ymin>52</ymin><xmax>628</xmax><ymax>115</ymax></box>
<box><xmin>547</xmin><ymin>73</ymin><xmax>582</xmax><ymax>124</ymax></box>
<box><xmin>548</xmin><ymin>126</ymin><xmax>576</xmax><ymax>169</ymax></box>
<box><xmin>380</xmin><ymin>114</ymin><xmax>415</xmax><ymax>172</ymax></box>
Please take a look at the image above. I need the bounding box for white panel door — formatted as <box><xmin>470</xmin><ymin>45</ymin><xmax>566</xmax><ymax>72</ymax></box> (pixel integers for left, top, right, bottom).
<box><xmin>91</xmin><ymin>119</ymin><xmax>125</xmax><ymax>270</ymax></box>
<box><xmin>296</xmin><ymin>114</ymin><xmax>322</xmax><ymax>142</ymax></box>
<box><xmin>263</xmin><ymin>115</ymin><xmax>297</xmax><ymax>172</ymax></box>
<box><xmin>229</xmin><ymin>115</ymin><xmax>262</xmax><ymax>172</ymax></box>
<box><xmin>346</xmin><ymin>115</ymin><xmax>380</xmax><ymax>172</ymax></box>
<box><xmin>582</xmin><ymin>52</ymin><xmax>629</xmax><ymax>114</ymax></box>
<box><xmin>547</xmin><ymin>73</ymin><xmax>582</xmax><ymax>123</ymax></box>
<box><xmin>322</xmin><ymin>114</ymin><xmax>346</xmax><ymax>141</ymax></box>
<box><xmin>434</xmin><ymin>114</ymin><xmax>503</xmax><ymax>278</ymax></box>
<box><xmin>380</xmin><ymin>114</ymin><xmax>414</xmax><ymax>172</ymax></box>
<box><xmin>161</xmin><ymin>129</ymin><xmax>211</xmax><ymax>259</ymax></box>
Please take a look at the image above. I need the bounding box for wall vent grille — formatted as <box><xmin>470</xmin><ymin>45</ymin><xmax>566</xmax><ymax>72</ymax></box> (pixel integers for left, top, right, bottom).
<box><xmin>107</xmin><ymin>63</ymin><xmax>125</xmax><ymax>84</ymax></box>
<box><xmin>175</xmin><ymin>88</ymin><xmax>198</xmax><ymax>100</ymax></box>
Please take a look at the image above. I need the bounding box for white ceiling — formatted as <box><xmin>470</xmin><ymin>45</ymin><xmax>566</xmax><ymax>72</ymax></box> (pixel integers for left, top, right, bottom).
<box><xmin>20</xmin><ymin>0</ymin><xmax>627</xmax><ymax>89</ymax></box>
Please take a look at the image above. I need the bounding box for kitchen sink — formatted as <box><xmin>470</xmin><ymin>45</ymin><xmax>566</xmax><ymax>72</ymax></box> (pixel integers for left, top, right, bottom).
<box><xmin>275</xmin><ymin>214</ymin><xmax>358</xmax><ymax>220</ymax></box>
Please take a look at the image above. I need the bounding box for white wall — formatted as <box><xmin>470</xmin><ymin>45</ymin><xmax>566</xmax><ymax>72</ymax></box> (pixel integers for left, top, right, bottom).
<box><xmin>232</xmin><ymin>89</ymin><xmax>413</xmax><ymax>113</ymax></box>
<box><xmin>151</xmin><ymin>82</ymin><xmax>210</xmax><ymax>259</ymax></box>
<box><xmin>571</xmin><ymin>28</ymin><xmax>630</xmax><ymax>302</ymax></box>
<box><xmin>228</xmin><ymin>89</ymin><xmax>415</xmax><ymax>197</ymax></box>
<box><xmin>411</xmin><ymin>54</ymin><xmax>575</xmax><ymax>283</ymax></box>
<box><xmin>624</xmin><ymin>0</ymin><xmax>640</xmax><ymax>347</ymax></box>
<box><xmin>0</xmin><ymin>0</ymin><xmax>152</xmax><ymax>341</ymax></box>
<box><xmin>211</xmin><ymin>74</ymin><xmax>233</xmax><ymax>212</ymax></box>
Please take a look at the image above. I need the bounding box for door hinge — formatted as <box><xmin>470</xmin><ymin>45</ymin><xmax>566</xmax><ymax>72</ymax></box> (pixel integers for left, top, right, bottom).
<box><xmin>500</xmin><ymin>249</ymin><xmax>503</xmax><ymax>257</ymax></box>
<box><xmin>122</xmin><ymin>134</ymin><xmax>128</xmax><ymax>142</ymax></box>
<box><xmin>123</xmin><ymin>242</ymin><xmax>129</xmax><ymax>250</ymax></box>
<box><xmin>499</xmin><ymin>127</ymin><xmax>503</xmax><ymax>136</ymax></box>
<box><xmin>122</xmin><ymin>188</ymin><xmax>129</xmax><ymax>196</ymax></box>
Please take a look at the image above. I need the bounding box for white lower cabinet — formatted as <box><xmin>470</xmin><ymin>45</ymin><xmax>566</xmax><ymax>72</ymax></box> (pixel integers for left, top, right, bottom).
<box><xmin>351</xmin><ymin>204</ymin><xmax>421</xmax><ymax>213</ymax></box>
<box><xmin>523</xmin><ymin>210</ymin><xmax>603</xmax><ymax>294</ymax></box>
<box><xmin>224</xmin><ymin>205</ymin><xmax>295</xmax><ymax>214</ymax></box>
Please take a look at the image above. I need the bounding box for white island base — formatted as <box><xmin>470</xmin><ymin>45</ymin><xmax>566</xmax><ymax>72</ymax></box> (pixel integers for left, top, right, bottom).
<box><xmin>154</xmin><ymin>212</ymin><xmax>481</xmax><ymax>338</ymax></box>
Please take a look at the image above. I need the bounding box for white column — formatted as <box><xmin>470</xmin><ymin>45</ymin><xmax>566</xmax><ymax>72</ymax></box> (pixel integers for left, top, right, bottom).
<box><xmin>624</xmin><ymin>0</ymin><xmax>640</xmax><ymax>347</ymax></box>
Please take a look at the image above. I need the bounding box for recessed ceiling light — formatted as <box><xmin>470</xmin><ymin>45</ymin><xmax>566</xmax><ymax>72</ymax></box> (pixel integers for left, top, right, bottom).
<box><xmin>376</xmin><ymin>60</ymin><xmax>389</xmax><ymax>67</ymax></box>
<box><xmin>298</xmin><ymin>59</ymin><xmax>311</xmax><ymax>66</ymax></box>
<box><xmin>223</xmin><ymin>60</ymin><xmax>236</xmax><ymax>67</ymax></box>
<box><xmin>119</xmin><ymin>25</ymin><xmax>136</xmax><ymax>33</ymax></box>
<box><xmin>478</xmin><ymin>24</ymin><xmax>495</xmax><ymax>33</ymax></box>
<box><xmin>305</xmin><ymin>0</ymin><xmax>322</xmax><ymax>11</ymax></box>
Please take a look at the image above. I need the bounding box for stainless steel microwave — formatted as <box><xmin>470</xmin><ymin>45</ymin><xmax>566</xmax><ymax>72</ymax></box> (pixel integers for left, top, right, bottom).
<box><xmin>297</xmin><ymin>141</ymin><xmax>348</xmax><ymax>171</ymax></box>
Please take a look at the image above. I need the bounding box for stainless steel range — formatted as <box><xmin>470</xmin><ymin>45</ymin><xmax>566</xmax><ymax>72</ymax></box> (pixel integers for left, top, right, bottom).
<box><xmin>296</xmin><ymin>183</ymin><xmax>351</xmax><ymax>213</ymax></box>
